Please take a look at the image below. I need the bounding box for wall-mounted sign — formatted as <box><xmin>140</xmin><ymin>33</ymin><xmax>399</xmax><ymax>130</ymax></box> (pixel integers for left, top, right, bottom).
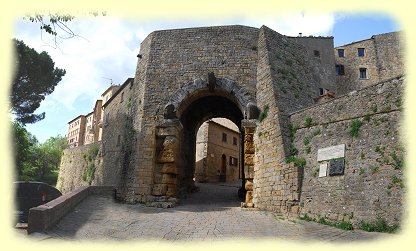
<box><xmin>317</xmin><ymin>144</ymin><xmax>345</xmax><ymax>162</ymax></box>
<box><xmin>319</xmin><ymin>162</ymin><xmax>328</xmax><ymax>177</ymax></box>
<box><xmin>328</xmin><ymin>158</ymin><xmax>345</xmax><ymax>176</ymax></box>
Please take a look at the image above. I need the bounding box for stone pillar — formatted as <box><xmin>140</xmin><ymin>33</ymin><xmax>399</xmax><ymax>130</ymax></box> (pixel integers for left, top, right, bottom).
<box><xmin>153</xmin><ymin>119</ymin><xmax>182</xmax><ymax>201</ymax></box>
<box><xmin>241</xmin><ymin>119</ymin><xmax>256</xmax><ymax>208</ymax></box>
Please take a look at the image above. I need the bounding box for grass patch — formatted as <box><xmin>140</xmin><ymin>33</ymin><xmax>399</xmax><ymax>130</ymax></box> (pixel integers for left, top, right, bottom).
<box><xmin>304</xmin><ymin>116</ymin><xmax>312</xmax><ymax>127</ymax></box>
<box><xmin>286</xmin><ymin>156</ymin><xmax>306</xmax><ymax>168</ymax></box>
<box><xmin>371</xmin><ymin>104</ymin><xmax>378</xmax><ymax>113</ymax></box>
<box><xmin>371</xmin><ymin>166</ymin><xmax>379</xmax><ymax>175</ymax></box>
<box><xmin>305</xmin><ymin>145</ymin><xmax>311</xmax><ymax>154</ymax></box>
<box><xmin>300</xmin><ymin>214</ymin><xmax>353</xmax><ymax>231</ymax></box>
<box><xmin>359</xmin><ymin>217</ymin><xmax>399</xmax><ymax>233</ymax></box>
<box><xmin>258</xmin><ymin>104</ymin><xmax>270</xmax><ymax>122</ymax></box>
<box><xmin>349</xmin><ymin>119</ymin><xmax>362</xmax><ymax>138</ymax></box>
<box><xmin>391</xmin><ymin>151</ymin><xmax>404</xmax><ymax>170</ymax></box>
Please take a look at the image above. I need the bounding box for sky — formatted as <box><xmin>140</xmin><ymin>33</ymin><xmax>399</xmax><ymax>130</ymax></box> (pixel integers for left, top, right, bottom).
<box><xmin>13</xmin><ymin>12</ymin><xmax>399</xmax><ymax>143</ymax></box>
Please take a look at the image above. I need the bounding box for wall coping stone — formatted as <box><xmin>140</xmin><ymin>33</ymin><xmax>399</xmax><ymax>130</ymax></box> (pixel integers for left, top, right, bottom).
<box><xmin>27</xmin><ymin>186</ymin><xmax>115</xmax><ymax>234</ymax></box>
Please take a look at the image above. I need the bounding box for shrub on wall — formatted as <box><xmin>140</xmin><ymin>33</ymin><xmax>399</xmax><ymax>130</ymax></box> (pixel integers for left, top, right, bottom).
<box><xmin>349</xmin><ymin>119</ymin><xmax>362</xmax><ymax>138</ymax></box>
<box><xmin>258</xmin><ymin>104</ymin><xmax>269</xmax><ymax>122</ymax></box>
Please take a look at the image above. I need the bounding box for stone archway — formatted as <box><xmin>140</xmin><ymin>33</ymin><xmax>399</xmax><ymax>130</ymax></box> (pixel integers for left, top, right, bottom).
<box><xmin>153</xmin><ymin>75</ymin><xmax>259</xmax><ymax>205</ymax></box>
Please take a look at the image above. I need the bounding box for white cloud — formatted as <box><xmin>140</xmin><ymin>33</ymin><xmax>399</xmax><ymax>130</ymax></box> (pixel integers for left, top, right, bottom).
<box><xmin>15</xmin><ymin>17</ymin><xmax>141</xmax><ymax>111</ymax></box>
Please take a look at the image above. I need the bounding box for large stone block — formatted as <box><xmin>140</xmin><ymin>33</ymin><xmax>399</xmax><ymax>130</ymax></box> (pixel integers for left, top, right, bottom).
<box><xmin>244</xmin><ymin>154</ymin><xmax>254</xmax><ymax>165</ymax></box>
<box><xmin>244</xmin><ymin>165</ymin><xmax>254</xmax><ymax>179</ymax></box>
<box><xmin>245</xmin><ymin>143</ymin><xmax>255</xmax><ymax>154</ymax></box>
<box><xmin>161</xmin><ymin>163</ymin><xmax>177</xmax><ymax>174</ymax></box>
<box><xmin>152</xmin><ymin>184</ymin><xmax>168</xmax><ymax>196</ymax></box>
<box><xmin>157</xmin><ymin>149</ymin><xmax>175</xmax><ymax>163</ymax></box>
<box><xmin>246</xmin><ymin>191</ymin><xmax>253</xmax><ymax>203</ymax></box>
<box><xmin>166</xmin><ymin>184</ymin><xmax>177</xmax><ymax>197</ymax></box>
<box><xmin>245</xmin><ymin>179</ymin><xmax>253</xmax><ymax>191</ymax></box>
<box><xmin>162</xmin><ymin>174</ymin><xmax>177</xmax><ymax>184</ymax></box>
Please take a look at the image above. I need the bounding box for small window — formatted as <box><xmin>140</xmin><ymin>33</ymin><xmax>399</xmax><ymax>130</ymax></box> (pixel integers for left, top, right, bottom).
<box><xmin>233</xmin><ymin>137</ymin><xmax>237</xmax><ymax>146</ymax></box>
<box><xmin>121</xmin><ymin>92</ymin><xmax>124</xmax><ymax>103</ymax></box>
<box><xmin>338</xmin><ymin>49</ymin><xmax>344</xmax><ymax>57</ymax></box>
<box><xmin>314</xmin><ymin>50</ymin><xmax>320</xmax><ymax>57</ymax></box>
<box><xmin>358</xmin><ymin>48</ymin><xmax>365</xmax><ymax>57</ymax></box>
<box><xmin>335</xmin><ymin>64</ymin><xmax>345</xmax><ymax>75</ymax></box>
<box><xmin>116</xmin><ymin>135</ymin><xmax>121</xmax><ymax>146</ymax></box>
<box><xmin>222</xmin><ymin>133</ymin><xmax>227</xmax><ymax>142</ymax></box>
<box><xmin>359</xmin><ymin>68</ymin><xmax>367</xmax><ymax>79</ymax></box>
<box><xmin>229</xmin><ymin>156</ymin><xmax>238</xmax><ymax>166</ymax></box>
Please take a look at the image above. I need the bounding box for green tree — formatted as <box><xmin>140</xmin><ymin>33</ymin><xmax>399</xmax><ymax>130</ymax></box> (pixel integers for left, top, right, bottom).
<box><xmin>11</xmin><ymin>39</ymin><xmax>66</xmax><ymax>124</ymax></box>
<box><xmin>12</xmin><ymin>121</ymin><xmax>38</xmax><ymax>179</ymax></box>
<box><xmin>26</xmin><ymin>135</ymin><xmax>68</xmax><ymax>185</ymax></box>
<box><xmin>13</xmin><ymin>126</ymin><xmax>68</xmax><ymax>186</ymax></box>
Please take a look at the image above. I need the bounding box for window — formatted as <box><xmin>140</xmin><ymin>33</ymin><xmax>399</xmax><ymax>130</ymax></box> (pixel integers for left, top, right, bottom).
<box><xmin>338</xmin><ymin>49</ymin><xmax>344</xmax><ymax>57</ymax></box>
<box><xmin>358</xmin><ymin>48</ymin><xmax>365</xmax><ymax>57</ymax></box>
<box><xmin>359</xmin><ymin>68</ymin><xmax>367</xmax><ymax>79</ymax></box>
<box><xmin>229</xmin><ymin>156</ymin><xmax>238</xmax><ymax>166</ymax></box>
<box><xmin>116</xmin><ymin>135</ymin><xmax>121</xmax><ymax>146</ymax></box>
<box><xmin>233</xmin><ymin>136</ymin><xmax>237</xmax><ymax>146</ymax></box>
<box><xmin>314</xmin><ymin>50</ymin><xmax>320</xmax><ymax>57</ymax></box>
<box><xmin>121</xmin><ymin>92</ymin><xmax>124</xmax><ymax>103</ymax></box>
<box><xmin>222</xmin><ymin>133</ymin><xmax>227</xmax><ymax>142</ymax></box>
<box><xmin>335</xmin><ymin>64</ymin><xmax>345</xmax><ymax>75</ymax></box>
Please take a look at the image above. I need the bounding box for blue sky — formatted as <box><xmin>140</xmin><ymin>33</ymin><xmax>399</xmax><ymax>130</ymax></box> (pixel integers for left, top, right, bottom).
<box><xmin>13</xmin><ymin>12</ymin><xmax>399</xmax><ymax>143</ymax></box>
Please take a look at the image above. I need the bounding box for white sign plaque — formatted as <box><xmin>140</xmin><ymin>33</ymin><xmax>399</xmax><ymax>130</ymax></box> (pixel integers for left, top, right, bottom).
<box><xmin>317</xmin><ymin>144</ymin><xmax>345</xmax><ymax>162</ymax></box>
<box><xmin>319</xmin><ymin>162</ymin><xmax>328</xmax><ymax>177</ymax></box>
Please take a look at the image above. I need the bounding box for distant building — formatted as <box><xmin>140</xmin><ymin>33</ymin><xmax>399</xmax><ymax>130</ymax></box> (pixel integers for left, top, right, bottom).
<box><xmin>66</xmin><ymin>83</ymin><xmax>123</xmax><ymax>148</ymax></box>
<box><xmin>195</xmin><ymin>118</ymin><xmax>241</xmax><ymax>183</ymax></box>
<box><xmin>67</xmin><ymin>115</ymin><xmax>85</xmax><ymax>148</ymax></box>
<box><xmin>334</xmin><ymin>31</ymin><xmax>403</xmax><ymax>94</ymax></box>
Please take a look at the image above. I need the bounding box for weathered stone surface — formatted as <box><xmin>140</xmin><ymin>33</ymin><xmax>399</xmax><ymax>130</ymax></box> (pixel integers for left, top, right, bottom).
<box><xmin>161</xmin><ymin>174</ymin><xmax>177</xmax><ymax>184</ymax></box>
<box><xmin>161</xmin><ymin>163</ymin><xmax>177</xmax><ymax>174</ymax></box>
<box><xmin>152</xmin><ymin>184</ymin><xmax>168</xmax><ymax>196</ymax></box>
<box><xmin>245</xmin><ymin>180</ymin><xmax>253</xmax><ymax>191</ymax></box>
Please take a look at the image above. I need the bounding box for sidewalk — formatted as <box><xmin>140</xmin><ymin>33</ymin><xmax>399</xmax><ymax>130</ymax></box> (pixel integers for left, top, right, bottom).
<box><xmin>18</xmin><ymin>182</ymin><xmax>391</xmax><ymax>242</ymax></box>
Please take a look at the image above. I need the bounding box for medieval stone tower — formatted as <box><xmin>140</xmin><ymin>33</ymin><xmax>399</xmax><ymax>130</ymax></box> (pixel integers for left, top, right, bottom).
<box><xmin>58</xmin><ymin>25</ymin><xmax>404</xmax><ymax>226</ymax></box>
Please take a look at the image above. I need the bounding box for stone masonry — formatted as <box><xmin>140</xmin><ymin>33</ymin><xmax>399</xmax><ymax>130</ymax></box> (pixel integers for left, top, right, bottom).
<box><xmin>58</xmin><ymin>25</ymin><xmax>405</xmax><ymax>226</ymax></box>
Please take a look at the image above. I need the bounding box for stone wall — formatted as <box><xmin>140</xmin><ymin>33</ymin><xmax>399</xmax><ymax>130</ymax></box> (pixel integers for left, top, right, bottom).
<box><xmin>125</xmin><ymin>25</ymin><xmax>260</xmax><ymax>202</ymax></box>
<box><xmin>374</xmin><ymin>32</ymin><xmax>404</xmax><ymax>82</ymax></box>
<box><xmin>56</xmin><ymin>142</ymin><xmax>102</xmax><ymax>194</ymax></box>
<box><xmin>253</xmin><ymin>26</ymin><xmax>323</xmax><ymax>215</ymax></box>
<box><xmin>288</xmin><ymin>36</ymin><xmax>336</xmax><ymax>92</ymax></box>
<box><xmin>195</xmin><ymin>122</ymin><xmax>209</xmax><ymax>182</ymax></box>
<box><xmin>101</xmin><ymin>79</ymin><xmax>136</xmax><ymax>201</ymax></box>
<box><xmin>290</xmin><ymin>75</ymin><xmax>405</xmax><ymax>226</ymax></box>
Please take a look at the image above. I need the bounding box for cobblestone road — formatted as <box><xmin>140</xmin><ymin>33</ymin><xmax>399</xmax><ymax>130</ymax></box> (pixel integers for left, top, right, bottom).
<box><xmin>27</xmin><ymin>182</ymin><xmax>391</xmax><ymax>242</ymax></box>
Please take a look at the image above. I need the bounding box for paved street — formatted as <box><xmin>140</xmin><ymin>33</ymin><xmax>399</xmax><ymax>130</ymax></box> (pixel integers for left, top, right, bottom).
<box><xmin>22</xmin><ymin>182</ymin><xmax>390</xmax><ymax>242</ymax></box>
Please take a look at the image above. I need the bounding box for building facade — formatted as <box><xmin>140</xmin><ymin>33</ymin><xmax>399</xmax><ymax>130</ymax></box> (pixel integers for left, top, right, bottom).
<box><xmin>334</xmin><ymin>31</ymin><xmax>403</xmax><ymax>94</ymax></box>
<box><xmin>195</xmin><ymin>118</ymin><xmax>241</xmax><ymax>183</ymax></box>
<box><xmin>67</xmin><ymin>115</ymin><xmax>85</xmax><ymax>148</ymax></box>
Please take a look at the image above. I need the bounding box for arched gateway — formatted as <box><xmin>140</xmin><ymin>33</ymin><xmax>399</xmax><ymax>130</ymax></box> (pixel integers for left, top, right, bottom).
<box><xmin>102</xmin><ymin>25</ymin><xmax>325</xmax><ymax>213</ymax></box>
<box><xmin>151</xmin><ymin>76</ymin><xmax>259</xmax><ymax>206</ymax></box>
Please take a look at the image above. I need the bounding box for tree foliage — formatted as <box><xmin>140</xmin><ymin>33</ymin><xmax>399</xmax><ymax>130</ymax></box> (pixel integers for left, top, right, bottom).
<box><xmin>13</xmin><ymin>121</ymin><xmax>68</xmax><ymax>186</ymax></box>
<box><xmin>11</xmin><ymin>39</ymin><xmax>66</xmax><ymax>124</ymax></box>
